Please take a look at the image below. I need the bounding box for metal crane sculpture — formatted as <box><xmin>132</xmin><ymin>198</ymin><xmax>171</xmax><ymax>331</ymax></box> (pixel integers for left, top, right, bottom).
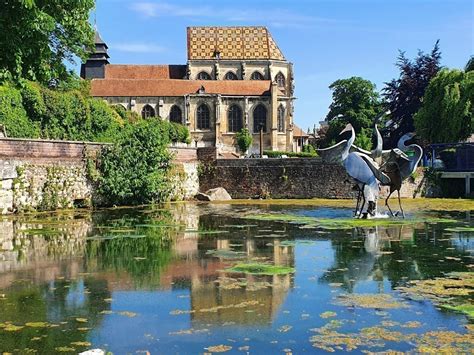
<box><xmin>380</xmin><ymin>132</ymin><xmax>423</xmax><ymax>217</ymax></box>
<box><xmin>319</xmin><ymin>124</ymin><xmax>390</xmax><ymax>217</ymax></box>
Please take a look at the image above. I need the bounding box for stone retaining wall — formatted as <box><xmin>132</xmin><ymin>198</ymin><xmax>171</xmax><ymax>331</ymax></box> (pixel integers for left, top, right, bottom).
<box><xmin>199</xmin><ymin>158</ymin><xmax>428</xmax><ymax>199</ymax></box>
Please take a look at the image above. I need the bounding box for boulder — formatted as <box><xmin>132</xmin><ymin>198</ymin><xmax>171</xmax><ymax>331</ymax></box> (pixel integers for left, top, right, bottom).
<box><xmin>205</xmin><ymin>187</ymin><xmax>232</xmax><ymax>201</ymax></box>
<box><xmin>195</xmin><ymin>187</ymin><xmax>232</xmax><ymax>201</ymax></box>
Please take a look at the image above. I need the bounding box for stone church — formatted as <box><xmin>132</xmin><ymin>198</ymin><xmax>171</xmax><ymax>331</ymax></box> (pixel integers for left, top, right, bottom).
<box><xmin>81</xmin><ymin>26</ymin><xmax>295</xmax><ymax>153</ymax></box>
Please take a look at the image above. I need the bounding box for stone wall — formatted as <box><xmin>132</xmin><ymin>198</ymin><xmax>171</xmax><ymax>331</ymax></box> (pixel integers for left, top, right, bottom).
<box><xmin>199</xmin><ymin>158</ymin><xmax>428</xmax><ymax>199</ymax></box>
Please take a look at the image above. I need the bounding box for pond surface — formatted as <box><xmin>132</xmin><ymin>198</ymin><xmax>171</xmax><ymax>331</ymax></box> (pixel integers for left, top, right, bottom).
<box><xmin>0</xmin><ymin>201</ymin><xmax>473</xmax><ymax>354</ymax></box>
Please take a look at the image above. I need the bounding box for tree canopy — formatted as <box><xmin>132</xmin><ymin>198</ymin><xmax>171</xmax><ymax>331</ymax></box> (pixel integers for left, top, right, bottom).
<box><xmin>0</xmin><ymin>0</ymin><xmax>95</xmax><ymax>85</ymax></box>
<box><xmin>382</xmin><ymin>41</ymin><xmax>442</xmax><ymax>146</ymax></box>
<box><xmin>414</xmin><ymin>69</ymin><xmax>474</xmax><ymax>144</ymax></box>
<box><xmin>321</xmin><ymin>77</ymin><xmax>382</xmax><ymax>149</ymax></box>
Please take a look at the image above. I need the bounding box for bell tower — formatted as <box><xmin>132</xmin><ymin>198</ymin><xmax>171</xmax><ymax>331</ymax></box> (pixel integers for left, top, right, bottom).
<box><xmin>80</xmin><ymin>30</ymin><xmax>109</xmax><ymax>79</ymax></box>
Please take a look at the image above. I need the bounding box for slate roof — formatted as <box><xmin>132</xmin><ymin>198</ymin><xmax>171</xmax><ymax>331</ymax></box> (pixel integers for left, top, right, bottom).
<box><xmin>187</xmin><ymin>26</ymin><xmax>285</xmax><ymax>61</ymax></box>
<box><xmin>90</xmin><ymin>79</ymin><xmax>272</xmax><ymax>97</ymax></box>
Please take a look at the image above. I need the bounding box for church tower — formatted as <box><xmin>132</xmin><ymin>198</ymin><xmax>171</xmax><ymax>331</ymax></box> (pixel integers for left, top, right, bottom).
<box><xmin>80</xmin><ymin>30</ymin><xmax>109</xmax><ymax>79</ymax></box>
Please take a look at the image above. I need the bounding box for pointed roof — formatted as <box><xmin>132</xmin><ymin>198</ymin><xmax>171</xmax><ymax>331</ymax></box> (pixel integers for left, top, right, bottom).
<box><xmin>187</xmin><ymin>26</ymin><xmax>285</xmax><ymax>61</ymax></box>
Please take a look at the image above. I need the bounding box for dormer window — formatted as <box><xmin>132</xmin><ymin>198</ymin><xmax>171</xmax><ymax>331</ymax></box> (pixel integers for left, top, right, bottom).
<box><xmin>250</xmin><ymin>71</ymin><xmax>264</xmax><ymax>80</ymax></box>
<box><xmin>224</xmin><ymin>71</ymin><xmax>238</xmax><ymax>80</ymax></box>
<box><xmin>197</xmin><ymin>71</ymin><xmax>211</xmax><ymax>80</ymax></box>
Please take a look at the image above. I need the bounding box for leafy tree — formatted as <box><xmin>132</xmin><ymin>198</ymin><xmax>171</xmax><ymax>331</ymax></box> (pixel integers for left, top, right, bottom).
<box><xmin>321</xmin><ymin>77</ymin><xmax>382</xmax><ymax>147</ymax></box>
<box><xmin>236</xmin><ymin>128</ymin><xmax>253</xmax><ymax>153</ymax></box>
<box><xmin>0</xmin><ymin>0</ymin><xmax>95</xmax><ymax>85</ymax></box>
<box><xmin>414</xmin><ymin>69</ymin><xmax>474</xmax><ymax>143</ymax></box>
<box><xmin>465</xmin><ymin>56</ymin><xmax>474</xmax><ymax>72</ymax></box>
<box><xmin>382</xmin><ymin>41</ymin><xmax>442</xmax><ymax>146</ymax></box>
<box><xmin>97</xmin><ymin>120</ymin><xmax>173</xmax><ymax>205</ymax></box>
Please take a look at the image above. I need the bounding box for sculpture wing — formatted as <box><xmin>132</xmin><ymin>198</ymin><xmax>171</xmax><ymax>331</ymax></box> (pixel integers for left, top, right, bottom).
<box><xmin>316</xmin><ymin>140</ymin><xmax>348</xmax><ymax>164</ymax></box>
<box><xmin>355</xmin><ymin>153</ymin><xmax>392</xmax><ymax>185</ymax></box>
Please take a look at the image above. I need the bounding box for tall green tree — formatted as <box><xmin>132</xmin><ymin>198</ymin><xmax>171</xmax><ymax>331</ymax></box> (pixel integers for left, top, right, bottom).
<box><xmin>321</xmin><ymin>76</ymin><xmax>382</xmax><ymax>148</ymax></box>
<box><xmin>414</xmin><ymin>69</ymin><xmax>474</xmax><ymax>144</ymax></box>
<box><xmin>382</xmin><ymin>41</ymin><xmax>442</xmax><ymax>146</ymax></box>
<box><xmin>0</xmin><ymin>0</ymin><xmax>95</xmax><ymax>85</ymax></box>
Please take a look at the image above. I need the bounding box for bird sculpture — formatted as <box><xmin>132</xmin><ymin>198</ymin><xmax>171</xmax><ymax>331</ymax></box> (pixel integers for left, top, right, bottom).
<box><xmin>319</xmin><ymin>124</ymin><xmax>390</xmax><ymax>218</ymax></box>
<box><xmin>379</xmin><ymin>132</ymin><xmax>423</xmax><ymax>217</ymax></box>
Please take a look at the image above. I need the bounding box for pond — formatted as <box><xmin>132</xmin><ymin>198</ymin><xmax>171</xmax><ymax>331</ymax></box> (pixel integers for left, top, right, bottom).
<box><xmin>0</xmin><ymin>200</ymin><xmax>473</xmax><ymax>354</ymax></box>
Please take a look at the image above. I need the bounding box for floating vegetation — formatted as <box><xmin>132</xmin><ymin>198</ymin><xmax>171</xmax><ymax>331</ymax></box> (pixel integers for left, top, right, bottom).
<box><xmin>75</xmin><ymin>318</ymin><xmax>88</xmax><ymax>323</ymax></box>
<box><xmin>206</xmin><ymin>249</ymin><xmax>246</xmax><ymax>259</ymax></box>
<box><xmin>244</xmin><ymin>213</ymin><xmax>456</xmax><ymax>230</ymax></box>
<box><xmin>397</xmin><ymin>272</ymin><xmax>474</xmax><ymax>317</ymax></box>
<box><xmin>185</xmin><ymin>230</ymin><xmax>229</xmax><ymax>235</ymax></box>
<box><xmin>320</xmin><ymin>311</ymin><xmax>337</xmax><ymax>319</ymax></box>
<box><xmin>220</xmin><ymin>224</ymin><xmax>257</xmax><ymax>228</ymax></box>
<box><xmin>70</xmin><ymin>341</ymin><xmax>91</xmax><ymax>347</ymax></box>
<box><xmin>444</xmin><ymin>227</ymin><xmax>474</xmax><ymax>233</ymax></box>
<box><xmin>334</xmin><ymin>293</ymin><xmax>408</xmax><ymax>309</ymax></box>
<box><xmin>415</xmin><ymin>330</ymin><xmax>474</xmax><ymax>353</ymax></box>
<box><xmin>169</xmin><ymin>328</ymin><xmax>209</xmax><ymax>335</ymax></box>
<box><xmin>225</xmin><ymin>263</ymin><xmax>295</xmax><ymax>275</ymax></box>
<box><xmin>25</xmin><ymin>322</ymin><xmax>50</xmax><ymax>328</ymax></box>
<box><xmin>170</xmin><ymin>300</ymin><xmax>260</xmax><ymax>315</ymax></box>
<box><xmin>55</xmin><ymin>347</ymin><xmax>76</xmax><ymax>352</ymax></box>
<box><xmin>117</xmin><ymin>311</ymin><xmax>137</xmax><ymax>318</ymax></box>
<box><xmin>205</xmin><ymin>344</ymin><xmax>232</xmax><ymax>352</ymax></box>
<box><xmin>277</xmin><ymin>325</ymin><xmax>292</xmax><ymax>332</ymax></box>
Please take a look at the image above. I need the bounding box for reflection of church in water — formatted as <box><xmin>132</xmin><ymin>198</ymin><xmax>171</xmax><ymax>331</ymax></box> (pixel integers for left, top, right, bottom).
<box><xmin>159</xmin><ymin>204</ymin><xmax>295</xmax><ymax>325</ymax></box>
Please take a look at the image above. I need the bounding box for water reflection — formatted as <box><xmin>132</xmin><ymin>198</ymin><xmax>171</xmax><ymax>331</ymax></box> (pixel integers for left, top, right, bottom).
<box><xmin>0</xmin><ymin>204</ymin><xmax>472</xmax><ymax>353</ymax></box>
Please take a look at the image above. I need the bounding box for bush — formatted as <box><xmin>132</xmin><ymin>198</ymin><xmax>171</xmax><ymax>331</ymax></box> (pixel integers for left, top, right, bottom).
<box><xmin>97</xmin><ymin>120</ymin><xmax>173</xmax><ymax>205</ymax></box>
<box><xmin>167</xmin><ymin>121</ymin><xmax>190</xmax><ymax>144</ymax></box>
<box><xmin>20</xmin><ymin>80</ymin><xmax>45</xmax><ymax>121</ymax></box>
<box><xmin>263</xmin><ymin>150</ymin><xmax>318</xmax><ymax>158</ymax></box>
<box><xmin>112</xmin><ymin>104</ymin><xmax>141</xmax><ymax>123</ymax></box>
<box><xmin>0</xmin><ymin>85</ymin><xmax>40</xmax><ymax>138</ymax></box>
<box><xmin>88</xmin><ymin>98</ymin><xmax>124</xmax><ymax>142</ymax></box>
<box><xmin>236</xmin><ymin>128</ymin><xmax>252</xmax><ymax>153</ymax></box>
<box><xmin>302</xmin><ymin>144</ymin><xmax>316</xmax><ymax>154</ymax></box>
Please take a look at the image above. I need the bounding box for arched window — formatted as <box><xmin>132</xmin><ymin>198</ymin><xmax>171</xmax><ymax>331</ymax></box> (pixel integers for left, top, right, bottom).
<box><xmin>224</xmin><ymin>71</ymin><xmax>238</xmax><ymax>80</ymax></box>
<box><xmin>197</xmin><ymin>71</ymin><xmax>211</xmax><ymax>80</ymax></box>
<box><xmin>227</xmin><ymin>105</ymin><xmax>243</xmax><ymax>133</ymax></box>
<box><xmin>250</xmin><ymin>71</ymin><xmax>264</xmax><ymax>80</ymax></box>
<box><xmin>141</xmin><ymin>104</ymin><xmax>155</xmax><ymax>119</ymax></box>
<box><xmin>169</xmin><ymin>105</ymin><xmax>182</xmax><ymax>124</ymax></box>
<box><xmin>253</xmin><ymin>104</ymin><xmax>267</xmax><ymax>133</ymax></box>
<box><xmin>276</xmin><ymin>72</ymin><xmax>286</xmax><ymax>88</ymax></box>
<box><xmin>277</xmin><ymin>105</ymin><xmax>285</xmax><ymax>132</ymax></box>
<box><xmin>196</xmin><ymin>104</ymin><xmax>210</xmax><ymax>130</ymax></box>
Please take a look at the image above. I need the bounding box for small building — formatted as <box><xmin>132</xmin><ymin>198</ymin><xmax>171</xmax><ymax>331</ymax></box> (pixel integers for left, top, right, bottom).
<box><xmin>82</xmin><ymin>27</ymin><xmax>296</xmax><ymax>154</ymax></box>
<box><xmin>292</xmin><ymin>125</ymin><xmax>309</xmax><ymax>152</ymax></box>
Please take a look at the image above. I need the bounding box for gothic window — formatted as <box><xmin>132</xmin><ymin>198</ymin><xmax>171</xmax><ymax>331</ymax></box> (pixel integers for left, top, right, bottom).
<box><xmin>278</xmin><ymin>105</ymin><xmax>285</xmax><ymax>132</ymax></box>
<box><xmin>141</xmin><ymin>104</ymin><xmax>155</xmax><ymax>119</ymax></box>
<box><xmin>169</xmin><ymin>105</ymin><xmax>182</xmax><ymax>124</ymax></box>
<box><xmin>197</xmin><ymin>71</ymin><xmax>211</xmax><ymax>80</ymax></box>
<box><xmin>253</xmin><ymin>104</ymin><xmax>267</xmax><ymax>133</ymax></box>
<box><xmin>196</xmin><ymin>104</ymin><xmax>210</xmax><ymax>130</ymax></box>
<box><xmin>224</xmin><ymin>71</ymin><xmax>238</xmax><ymax>80</ymax></box>
<box><xmin>276</xmin><ymin>72</ymin><xmax>286</xmax><ymax>88</ymax></box>
<box><xmin>227</xmin><ymin>105</ymin><xmax>243</xmax><ymax>133</ymax></box>
<box><xmin>250</xmin><ymin>71</ymin><xmax>264</xmax><ymax>80</ymax></box>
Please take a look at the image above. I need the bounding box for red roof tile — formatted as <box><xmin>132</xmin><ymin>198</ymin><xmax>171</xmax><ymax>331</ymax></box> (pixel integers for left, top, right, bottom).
<box><xmin>293</xmin><ymin>125</ymin><xmax>309</xmax><ymax>137</ymax></box>
<box><xmin>90</xmin><ymin>79</ymin><xmax>272</xmax><ymax>97</ymax></box>
<box><xmin>104</xmin><ymin>65</ymin><xmax>187</xmax><ymax>79</ymax></box>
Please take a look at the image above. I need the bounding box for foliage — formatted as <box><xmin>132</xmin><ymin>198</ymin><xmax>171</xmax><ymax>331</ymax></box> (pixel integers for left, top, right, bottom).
<box><xmin>302</xmin><ymin>144</ymin><xmax>316</xmax><ymax>154</ymax></box>
<box><xmin>383</xmin><ymin>41</ymin><xmax>442</xmax><ymax>146</ymax></box>
<box><xmin>112</xmin><ymin>104</ymin><xmax>141</xmax><ymax>123</ymax></box>
<box><xmin>166</xmin><ymin>121</ymin><xmax>191</xmax><ymax>144</ymax></box>
<box><xmin>465</xmin><ymin>56</ymin><xmax>474</xmax><ymax>72</ymax></box>
<box><xmin>414</xmin><ymin>69</ymin><xmax>473</xmax><ymax>144</ymax></box>
<box><xmin>97</xmin><ymin>120</ymin><xmax>173</xmax><ymax>206</ymax></box>
<box><xmin>0</xmin><ymin>85</ymin><xmax>40</xmax><ymax>138</ymax></box>
<box><xmin>354</xmin><ymin>127</ymin><xmax>373</xmax><ymax>151</ymax></box>
<box><xmin>263</xmin><ymin>150</ymin><xmax>318</xmax><ymax>158</ymax></box>
<box><xmin>0</xmin><ymin>0</ymin><xmax>95</xmax><ymax>85</ymax></box>
<box><xmin>88</xmin><ymin>98</ymin><xmax>124</xmax><ymax>142</ymax></box>
<box><xmin>322</xmin><ymin>77</ymin><xmax>382</xmax><ymax>147</ymax></box>
<box><xmin>236</xmin><ymin>128</ymin><xmax>253</xmax><ymax>153</ymax></box>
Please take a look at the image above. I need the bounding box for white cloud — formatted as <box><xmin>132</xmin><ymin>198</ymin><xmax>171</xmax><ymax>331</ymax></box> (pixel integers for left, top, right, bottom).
<box><xmin>111</xmin><ymin>43</ymin><xmax>167</xmax><ymax>53</ymax></box>
<box><xmin>130</xmin><ymin>1</ymin><xmax>338</xmax><ymax>29</ymax></box>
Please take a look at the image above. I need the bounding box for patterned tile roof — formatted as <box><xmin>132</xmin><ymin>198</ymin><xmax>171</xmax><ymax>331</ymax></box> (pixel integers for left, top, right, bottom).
<box><xmin>105</xmin><ymin>65</ymin><xmax>187</xmax><ymax>79</ymax></box>
<box><xmin>187</xmin><ymin>26</ymin><xmax>285</xmax><ymax>61</ymax></box>
<box><xmin>90</xmin><ymin>79</ymin><xmax>272</xmax><ymax>97</ymax></box>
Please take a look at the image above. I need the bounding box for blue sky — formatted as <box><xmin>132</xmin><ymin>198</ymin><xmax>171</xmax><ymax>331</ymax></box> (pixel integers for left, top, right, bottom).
<box><xmin>88</xmin><ymin>0</ymin><xmax>473</xmax><ymax>130</ymax></box>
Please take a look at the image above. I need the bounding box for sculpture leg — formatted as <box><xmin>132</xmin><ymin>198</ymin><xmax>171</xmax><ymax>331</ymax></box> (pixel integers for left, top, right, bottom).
<box><xmin>397</xmin><ymin>190</ymin><xmax>405</xmax><ymax>218</ymax></box>
<box><xmin>359</xmin><ymin>184</ymin><xmax>366</xmax><ymax>219</ymax></box>
<box><xmin>385</xmin><ymin>190</ymin><xmax>394</xmax><ymax>217</ymax></box>
<box><xmin>354</xmin><ymin>186</ymin><xmax>361</xmax><ymax>217</ymax></box>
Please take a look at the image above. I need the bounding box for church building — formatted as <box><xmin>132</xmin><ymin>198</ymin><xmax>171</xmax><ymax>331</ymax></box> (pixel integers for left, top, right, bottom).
<box><xmin>82</xmin><ymin>27</ymin><xmax>295</xmax><ymax>153</ymax></box>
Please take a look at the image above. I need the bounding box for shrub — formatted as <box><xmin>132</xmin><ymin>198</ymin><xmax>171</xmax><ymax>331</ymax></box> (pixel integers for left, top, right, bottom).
<box><xmin>167</xmin><ymin>121</ymin><xmax>190</xmax><ymax>144</ymax></box>
<box><xmin>88</xmin><ymin>98</ymin><xmax>124</xmax><ymax>142</ymax></box>
<box><xmin>0</xmin><ymin>85</ymin><xmax>40</xmax><ymax>138</ymax></box>
<box><xmin>20</xmin><ymin>81</ymin><xmax>46</xmax><ymax>121</ymax></box>
<box><xmin>236</xmin><ymin>128</ymin><xmax>252</xmax><ymax>153</ymax></box>
<box><xmin>263</xmin><ymin>150</ymin><xmax>318</xmax><ymax>158</ymax></box>
<box><xmin>112</xmin><ymin>104</ymin><xmax>141</xmax><ymax>123</ymax></box>
<box><xmin>302</xmin><ymin>144</ymin><xmax>316</xmax><ymax>154</ymax></box>
<box><xmin>97</xmin><ymin>120</ymin><xmax>173</xmax><ymax>205</ymax></box>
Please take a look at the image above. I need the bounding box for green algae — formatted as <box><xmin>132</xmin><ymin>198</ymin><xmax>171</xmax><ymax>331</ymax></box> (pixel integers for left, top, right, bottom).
<box><xmin>206</xmin><ymin>249</ymin><xmax>246</xmax><ymax>259</ymax></box>
<box><xmin>226</xmin><ymin>263</ymin><xmax>295</xmax><ymax>275</ymax></box>
<box><xmin>244</xmin><ymin>213</ymin><xmax>456</xmax><ymax>229</ymax></box>
<box><xmin>442</xmin><ymin>304</ymin><xmax>474</xmax><ymax>318</ymax></box>
<box><xmin>444</xmin><ymin>227</ymin><xmax>474</xmax><ymax>233</ymax></box>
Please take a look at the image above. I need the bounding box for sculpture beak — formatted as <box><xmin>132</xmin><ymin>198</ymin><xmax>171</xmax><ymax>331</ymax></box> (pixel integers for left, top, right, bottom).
<box><xmin>339</xmin><ymin>123</ymin><xmax>353</xmax><ymax>135</ymax></box>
